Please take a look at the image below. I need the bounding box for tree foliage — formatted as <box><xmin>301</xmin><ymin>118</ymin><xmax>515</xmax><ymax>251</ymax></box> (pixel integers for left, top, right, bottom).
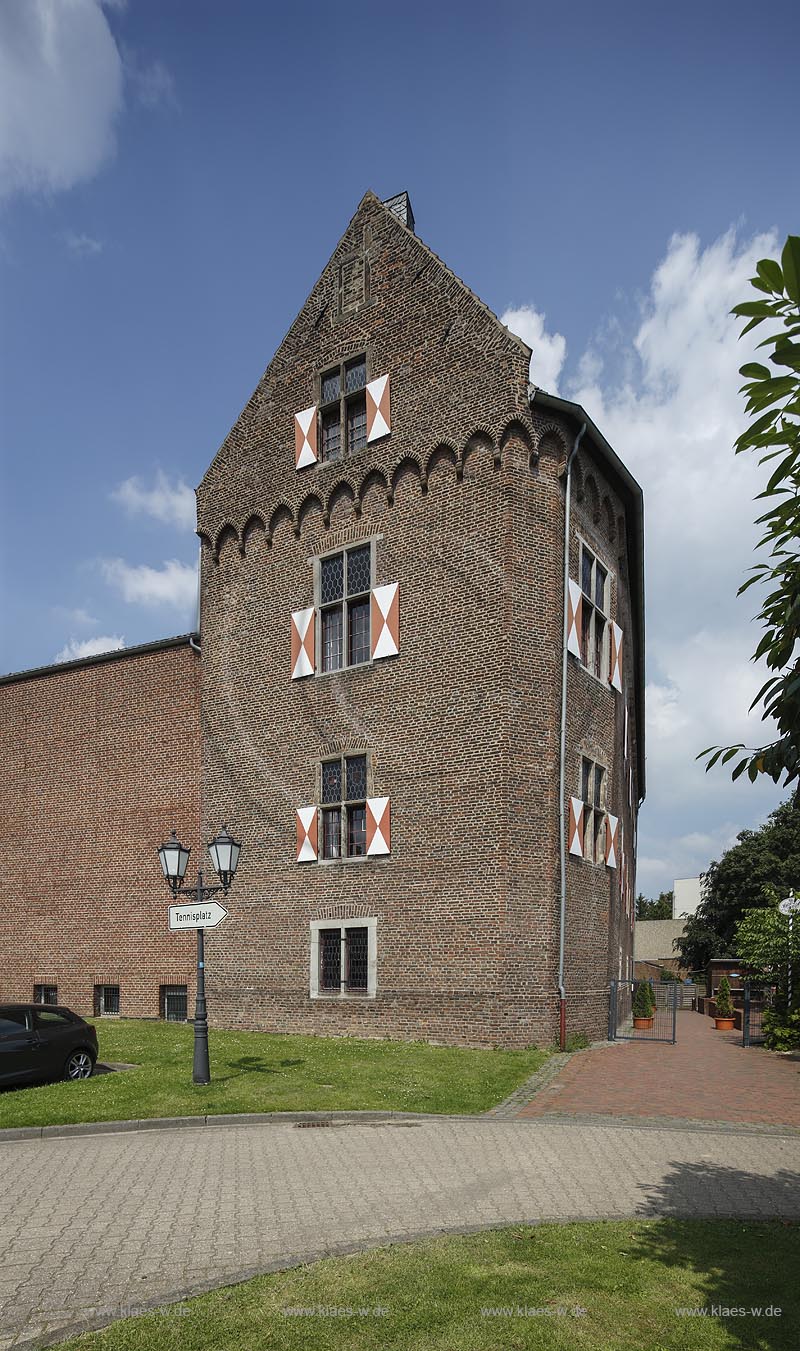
<box><xmin>734</xmin><ymin>901</ymin><xmax>800</xmax><ymax>980</ymax></box>
<box><xmin>700</xmin><ymin>235</ymin><xmax>800</xmax><ymax>785</ymax></box>
<box><xmin>675</xmin><ymin>792</ymin><xmax>800</xmax><ymax>970</ymax></box>
<box><xmin>635</xmin><ymin>890</ymin><xmax>673</xmax><ymax>920</ymax></box>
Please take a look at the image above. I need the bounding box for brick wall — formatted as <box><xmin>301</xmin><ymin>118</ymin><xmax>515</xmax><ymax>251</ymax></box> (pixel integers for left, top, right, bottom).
<box><xmin>0</xmin><ymin>639</ymin><xmax>201</xmax><ymax>1019</ymax></box>
<box><xmin>196</xmin><ymin>192</ymin><xmax>643</xmax><ymax>1048</ymax></box>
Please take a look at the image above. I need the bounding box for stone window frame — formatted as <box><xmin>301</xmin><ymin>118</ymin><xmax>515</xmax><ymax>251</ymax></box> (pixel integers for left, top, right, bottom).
<box><xmin>313</xmin><ymin>538</ymin><xmax>376</xmax><ymax>677</ymax></box>
<box><xmin>576</xmin><ymin>535</ymin><xmax>613</xmax><ymax>686</ymax></box>
<box><xmin>309</xmin><ymin>917</ymin><xmax>377</xmax><ymax>999</ymax></box>
<box><xmin>318</xmin><ymin>352</ymin><xmax>369</xmax><ymax>464</ymax></box>
<box><xmin>579</xmin><ymin>752</ymin><xmax>608</xmax><ymax>866</ymax></box>
<box><xmin>316</xmin><ymin>749</ymin><xmax>375</xmax><ymax>864</ymax></box>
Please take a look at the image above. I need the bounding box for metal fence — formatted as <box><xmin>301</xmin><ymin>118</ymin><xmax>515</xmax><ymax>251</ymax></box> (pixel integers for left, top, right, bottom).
<box><xmin>742</xmin><ymin>982</ymin><xmax>775</xmax><ymax>1046</ymax></box>
<box><xmin>609</xmin><ymin>979</ymin><xmax>678</xmax><ymax>1043</ymax></box>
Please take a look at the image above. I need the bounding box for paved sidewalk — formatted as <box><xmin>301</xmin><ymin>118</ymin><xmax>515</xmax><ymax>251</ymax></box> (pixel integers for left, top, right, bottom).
<box><xmin>517</xmin><ymin>1010</ymin><xmax>800</xmax><ymax>1127</ymax></box>
<box><xmin>1</xmin><ymin>1115</ymin><xmax>799</xmax><ymax>1349</ymax></box>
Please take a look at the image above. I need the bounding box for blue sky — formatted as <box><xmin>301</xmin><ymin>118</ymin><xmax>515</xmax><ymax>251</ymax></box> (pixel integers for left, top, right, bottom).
<box><xmin>1</xmin><ymin>0</ymin><xmax>799</xmax><ymax>893</ymax></box>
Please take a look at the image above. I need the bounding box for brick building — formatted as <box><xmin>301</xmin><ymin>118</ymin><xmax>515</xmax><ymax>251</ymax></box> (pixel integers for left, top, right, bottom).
<box><xmin>0</xmin><ymin>190</ymin><xmax>644</xmax><ymax>1047</ymax></box>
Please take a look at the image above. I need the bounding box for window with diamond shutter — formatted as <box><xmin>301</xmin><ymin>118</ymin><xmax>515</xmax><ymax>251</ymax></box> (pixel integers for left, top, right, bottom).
<box><xmin>294</xmin><ymin>405</ymin><xmax>318</xmax><ymax>469</ymax></box>
<box><xmin>609</xmin><ymin>621</ymin><xmax>623</xmax><ymax>692</ymax></box>
<box><xmin>366</xmin><ymin>797</ymin><xmax>391</xmax><ymax>855</ymax></box>
<box><xmin>366</xmin><ymin>374</ymin><xmax>391</xmax><ymax>441</ymax></box>
<box><xmin>370</xmin><ymin>582</ymin><xmax>399</xmax><ymax>659</ymax></box>
<box><xmin>291</xmin><ymin>607</ymin><xmax>316</xmax><ymax>679</ymax></box>
<box><xmin>568</xmin><ymin>797</ymin><xmax>584</xmax><ymax>858</ymax></box>
<box><xmin>296</xmin><ymin>806</ymin><xmax>318</xmax><ymax>863</ymax></box>
<box><xmin>605</xmin><ymin>813</ymin><xmax>619</xmax><ymax>869</ymax></box>
<box><xmin>567</xmin><ymin>579</ymin><xmax>582</xmax><ymax>659</ymax></box>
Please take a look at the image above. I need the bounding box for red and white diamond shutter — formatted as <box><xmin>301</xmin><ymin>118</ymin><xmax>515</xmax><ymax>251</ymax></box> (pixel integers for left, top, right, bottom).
<box><xmin>296</xmin><ymin>807</ymin><xmax>318</xmax><ymax>863</ymax></box>
<box><xmin>294</xmin><ymin>405</ymin><xmax>318</xmax><ymax>470</ymax></box>
<box><xmin>568</xmin><ymin>797</ymin><xmax>584</xmax><ymax>858</ymax></box>
<box><xmin>366</xmin><ymin>375</ymin><xmax>391</xmax><ymax>442</ymax></box>
<box><xmin>370</xmin><ymin>583</ymin><xmax>399</xmax><ymax>659</ymax></box>
<box><xmin>605</xmin><ymin>813</ymin><xmax>619</xmax><ymax>869</ymax></box>
<box><xmin>567</xmin><ymin>579</ymin><xmax>583</xmax><ymax>660</ymax></box>
<box><xmin>290</xmin><ymin>607</ymin><xmax>315</xmax><ymax>679</ymax></box>
<box><xmin>366</xmin><ymin>797</ymin><xmax>391</xmax><ymax>855</ymax></box>
<box><xmin>609</xmin><ymin>622</ymin><xmax>623</xmax><ymax>692</ymax></box>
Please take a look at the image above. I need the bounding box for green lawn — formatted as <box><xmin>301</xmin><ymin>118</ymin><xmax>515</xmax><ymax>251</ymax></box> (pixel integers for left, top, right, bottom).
<box><xmin>56</xmin><ymin>1221</ymin><xmax>800</xmax><ymax>1351</ymax></box>
<box><xmin>0</xmin><ymin>1019</ymin><xmax>548</xmax><ymax>1129</ymax></box>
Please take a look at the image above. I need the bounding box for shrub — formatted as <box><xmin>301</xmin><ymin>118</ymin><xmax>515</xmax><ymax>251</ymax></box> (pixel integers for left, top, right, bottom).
<box><xmin>632</xmin><ymin>981</ymin><xmax>655</xmax><ymax>1019</ymax></box>
<box><xmin>763</xmin><ymin>1006</ymin><xmax>800</xmax><ymax>1051</ymax></box>
<box><xmin>715</xmin><ymin>976</ymin><xmax>734</xmax><ymax>1019</ymax></box>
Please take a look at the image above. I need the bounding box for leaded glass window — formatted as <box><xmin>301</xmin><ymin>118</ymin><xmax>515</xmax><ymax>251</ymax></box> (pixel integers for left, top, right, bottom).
<box><xmin>581</xmin><ymin>755</ymin><xmax>606</xmax><ymax>864</ymax></box>
<box><xmin>319</xmin><ymin>753</ymin><xmax>370</xmax><ymax>858</ymax></box>
<box><xmin>321</xmin><ymin>607</ymin><xmax>343</xmax><ymax>672</ymax></box>
<box><xmin>322</xmin><ymin>759</ymin><xmax>342</xmax><ymax>804</ymax></box>
<box><xmin>347</xmin><ymin>397</ymin><xmax>367</xmax><ymax>454</ymax></box>
<box><xmin>579</xmin><ymin>545</ymin><xmax>609</xmax><ymax>680</ymax></box>
<box><xmin>345</xmin><ymin>357</ymin><xmax>366</xmax><ymax>393</ymax></box>
<box><xmin>321</xmin><ymin>554</ymin><xmax>344</xmax><ymax>605</ymax></box>
<box><xmin>319</xmin><ymin>354</ymin><xmax>368</xmax><ymax>462</ymax></box>
<box><xmin>321</xmin><ymin>808</ymin><xmax>341</xmax><ymax>859</ymax></box>
<box><xmin>345</xmin><ymin>754</ymin><xmax>367</xmax><ymax>801</ymax></box>
<box><xmin>318</xmin><ymin>544</ymin><xmax>372</xmax><ymax>672</ymax></box>
<box><xmin>321</xmin><ymin>408</ymin><xmax>341</xmax><ymax>461</ymax></box>
<box><xmin>347</xmin><ymin>805</ymin><xmax>367</xmax><ymax>856</ymax></box>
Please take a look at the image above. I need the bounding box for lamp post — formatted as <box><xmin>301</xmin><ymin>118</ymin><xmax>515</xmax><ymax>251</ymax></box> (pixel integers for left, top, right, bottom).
<box><xmin>158</xmin><ymin>827</ymin><xmax>242</xmax><ymax>1084</ymax></box>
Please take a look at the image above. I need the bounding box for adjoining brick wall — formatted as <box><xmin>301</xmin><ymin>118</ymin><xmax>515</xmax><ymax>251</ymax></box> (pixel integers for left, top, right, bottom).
<box><xmin>0</xmin><ymin>641</ymin><xmax>201</xmax><ymax>1020</ymax></box>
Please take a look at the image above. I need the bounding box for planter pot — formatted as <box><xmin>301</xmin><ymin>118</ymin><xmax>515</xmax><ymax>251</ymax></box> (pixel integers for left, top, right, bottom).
<box><xmin>714</xmin><ymin>1017</ymin><xmax>735</xmax><ymax>1030</ymax></box>
<box><xmin>633</xmin><ymin>1016</ymin><xmax>654</xmax><ymax>1029</ymax></box>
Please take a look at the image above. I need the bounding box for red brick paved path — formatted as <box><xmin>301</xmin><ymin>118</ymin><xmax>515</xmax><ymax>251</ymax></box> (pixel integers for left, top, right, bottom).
<box><xmin>516</xmin><ymin>1010</ymin><xmax>800</xmax><ymax>1127</ymax></box>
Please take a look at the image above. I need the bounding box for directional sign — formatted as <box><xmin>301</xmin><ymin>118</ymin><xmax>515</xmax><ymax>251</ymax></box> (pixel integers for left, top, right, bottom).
<box><xmin>169</xmin><ymin>902</ymin><xmax>228</xmax><ymax>932</ymax></box>
<box><xmin>779</xmin><ymin>896</ymin><xmax>800</xmax><ymax>916</ymax></box>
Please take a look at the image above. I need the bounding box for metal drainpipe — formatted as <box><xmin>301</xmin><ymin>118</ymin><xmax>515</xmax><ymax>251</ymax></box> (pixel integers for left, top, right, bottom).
<box><xmin>556</xmin><ymin>417</ymin><xmax>586</xmax><ymax>1049</ymax></box>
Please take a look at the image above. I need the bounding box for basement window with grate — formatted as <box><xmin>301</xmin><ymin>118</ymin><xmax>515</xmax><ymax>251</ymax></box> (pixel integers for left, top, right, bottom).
<box><xmin>310</xmin><ymin>918</ymin><xmax>376</xmax><ymax>998</ymax></box>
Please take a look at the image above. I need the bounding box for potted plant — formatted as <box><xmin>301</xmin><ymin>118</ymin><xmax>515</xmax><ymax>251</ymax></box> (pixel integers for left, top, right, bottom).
<box><xmin>714</xmin><ymin>975</ymin><xmax>735</xmax><ymax>1030</ymax></box>
<box><xmin>632</xmin><ymin>980</ymin><xmax>655</xmax><ymax>1029</ymax></box>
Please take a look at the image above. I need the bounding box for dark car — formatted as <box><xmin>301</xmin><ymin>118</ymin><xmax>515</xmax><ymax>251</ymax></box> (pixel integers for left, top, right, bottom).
<box><xmin>0</xmin><ymin>1004</ymin><xmax>98</xmax><ymax>1087</ymax></box>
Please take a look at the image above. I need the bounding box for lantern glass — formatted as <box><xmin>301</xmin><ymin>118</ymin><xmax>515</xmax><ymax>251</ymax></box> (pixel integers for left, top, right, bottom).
<box><xmin>158</xmin><ymin>832</ymin><xmax>190</xmax><ymax>890</ymax></box>
<box><xmin>208</xmin><ymin>826</ymin><xmax>241</xmax><ymax>888</ymax></box>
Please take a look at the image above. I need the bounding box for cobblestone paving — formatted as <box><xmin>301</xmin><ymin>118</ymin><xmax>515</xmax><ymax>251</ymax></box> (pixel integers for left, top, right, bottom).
<box><xmin>1</xmin><ymin>1116</ymin><xmax>799</xmax><ymax>1349</ymax></box>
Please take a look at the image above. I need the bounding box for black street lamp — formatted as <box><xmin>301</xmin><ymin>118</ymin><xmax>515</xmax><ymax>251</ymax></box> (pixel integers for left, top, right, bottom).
<box><xmin>158</xmin><ymin>826</ymin><xmax>242</xmax><ymax>1084</ymax></box>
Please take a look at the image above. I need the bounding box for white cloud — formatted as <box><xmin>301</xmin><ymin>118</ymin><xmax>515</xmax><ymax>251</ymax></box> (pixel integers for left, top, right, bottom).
<box><xmin>0</xmin><ymin>0</ymin><xmax>123</xmax><ymax>199</ymax></box>
<box><xmin>506</xmin><ymin>226</ymin><xmax>788</xmax><ymax>894</ymax></box>
<box><xmin>123</xmin><ymin>50</ymin><xmax>176</xmax><ymax>109</ymax></box>
<box><xmin>500</xmin><ymin>305</ymin><xmax>566</xmax><ymax>393</ymax></box>
<box><xmin>101</xmin><ymin>558</ymin><xmax>197</xmax><ymax>610</ymax></box>
<box><xmin>53</xmin><ymin>605</ymin><xmax>97</xmax><ymax>628</ymax></box>
<box><xmin>64</xmin><ymin>231</ymin><xmax>103</xmax><ymax>257</ymax></box>
<box><xmin>111</xmin><ymin>470</ymin><xmax>196</xmax><ymax>531</ymax></box>
<box><xmin>54</xmin><ymin>634</ymin><xmax>124</xmax><ymax>663</ymax></box>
